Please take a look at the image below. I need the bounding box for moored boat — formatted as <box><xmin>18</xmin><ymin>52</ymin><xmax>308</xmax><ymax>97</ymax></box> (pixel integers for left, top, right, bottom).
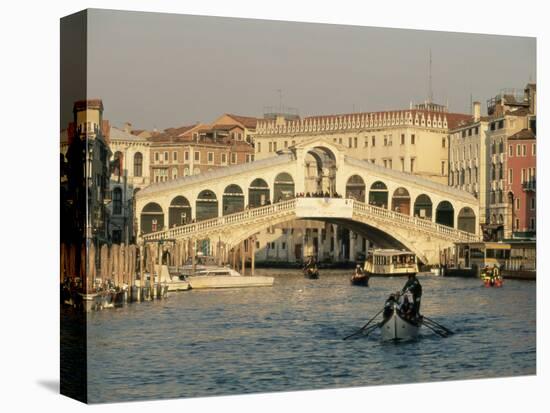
<box><xmin>78</xmin><ymin>292</ymin><xmax>102</xmax><ymax>312</ymax></box>
<box><xmin>166</xmin><ymin>276</ymin><xmax>191</xmax><ymax>292</ymax></box>
<box><xmin>179</xmin><ymin>257</ymin><xmax>274</xmax><ymax>289</ymax></box>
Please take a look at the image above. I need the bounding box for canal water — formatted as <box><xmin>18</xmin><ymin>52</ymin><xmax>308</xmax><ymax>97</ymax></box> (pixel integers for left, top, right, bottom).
<box><xmin>77</xmin><ymin>270</ymin><xmax>535</xmax><ymax>403</ymax></box>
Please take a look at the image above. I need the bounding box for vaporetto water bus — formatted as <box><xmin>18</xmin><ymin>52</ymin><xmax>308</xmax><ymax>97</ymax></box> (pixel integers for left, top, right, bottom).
<box><xmin>364</xmin><ymin>249</ymin><xmax>418</xmax><ymax>277</ymax></box>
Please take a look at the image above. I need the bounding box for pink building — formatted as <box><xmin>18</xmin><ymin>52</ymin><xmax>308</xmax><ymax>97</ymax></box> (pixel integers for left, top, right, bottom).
<box><xmin>507</xmin><ymin>128</ymin><xmax>536</xmax><ymax>237</ymax></box>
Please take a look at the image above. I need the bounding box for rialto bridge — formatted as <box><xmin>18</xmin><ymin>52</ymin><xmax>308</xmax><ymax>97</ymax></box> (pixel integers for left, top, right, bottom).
<box><xmin>135</xmin><ymin>138</ymin><xmax>480</xmax><ymax>265</ymax></box>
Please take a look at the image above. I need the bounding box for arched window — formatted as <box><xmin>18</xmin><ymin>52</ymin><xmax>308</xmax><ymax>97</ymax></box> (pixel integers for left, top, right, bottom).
<box><xmin>457</xmin><ymin>207</ymin><xmax>476</xmax><ymax>233</ymax></box>
<box><xmin>113</xmin><ymin>151</ymin><xmax>123</xmax><ymax>177</ymax></box>
<box><xmin>134</xmin><ymin>152</ymin><xmax>143</xmax><ymax>177</ymax></box>
<box><xmin>113</xmin><ymin>187</ymin><xmax>122</xmax><ymax>215</ymax></box>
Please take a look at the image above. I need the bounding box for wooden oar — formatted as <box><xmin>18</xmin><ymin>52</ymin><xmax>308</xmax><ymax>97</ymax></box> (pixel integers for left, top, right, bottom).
<box><xmin>362</xmin><ymin>323</ymin><xmax>380</xmax><ymax>338</ymax></box>
<box><xmin>343</xmin><ymin>322</ymin><xmax>379</xmax><ymax>341</ymax></box>
<box><xmin>423</xmin><ymin>316</ymin><xmax>454</xmax><ymax>335</ymax></box>
<box><xmin>421</xmin><ymin>320</ymin><xmax>449</xmax><ymax>337</ymax></box>
<box><xmin>343</xmin><ymin>308</ymin><xmax>384</xmax><ymax>340</ymax></box>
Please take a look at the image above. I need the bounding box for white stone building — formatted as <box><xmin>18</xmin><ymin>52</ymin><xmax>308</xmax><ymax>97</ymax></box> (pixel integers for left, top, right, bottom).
<box><xmin>108</xmin><ymin>123</ymin><xmax>152</xmax><ymax>243</ymax></box>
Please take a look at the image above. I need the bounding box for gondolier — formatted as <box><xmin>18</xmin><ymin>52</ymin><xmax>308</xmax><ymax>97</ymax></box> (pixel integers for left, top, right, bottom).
<box><xmin>401</xmin><ymin>273</ymin><xmax>422</xmax><ymax>316</ymax></box>
<box><xmin>303</xmin><ymin>256</ymin><xmax>319</xmax><ymax>279</ymax></box>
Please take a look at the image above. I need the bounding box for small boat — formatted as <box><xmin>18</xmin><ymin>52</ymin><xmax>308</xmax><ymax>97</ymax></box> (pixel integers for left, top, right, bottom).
<box><xmin>482</xmin><ymin>275</ymin><xmax>503</xmax><ymax>288</ymax></box>
<box><xmin>78</xmin><ymin>292</ymin><xmax>102</xmax><ymax>312</ymax></box>
<box><xmin>166</xmin><ymin>276</ymin><xmax>191</xmax><ymax>292</ymax></box>
<box><xmin>350</xmin><ymin>273</ymin><xmax>369</xmax><ymax>286</ymax></box>
<box><xmin>380</xmin><ymin>302</ymin><xmax>422</xmax><ymax>341</ymax></box>
<box><xmin>364</xmin><ymin>249</ymin><xmax>418</xmax><ymax>277</ymax></box>
<box><xmin>304</xmin><ymin>267</ymin><xmax>319</xmax><ymax>279</ymax></box>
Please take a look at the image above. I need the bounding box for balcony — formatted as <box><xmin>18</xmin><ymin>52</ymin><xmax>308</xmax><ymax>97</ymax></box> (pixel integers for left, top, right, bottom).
<box><xmin>522</xmin><ymin>179</ymin><xmax>536</xmax><ymax>192</ymax></box>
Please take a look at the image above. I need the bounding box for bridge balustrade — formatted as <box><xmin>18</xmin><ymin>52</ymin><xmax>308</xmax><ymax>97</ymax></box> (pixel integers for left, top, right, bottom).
<box><xmin>142</xmin><ymin>198</ymin><xmax>479</xmax><ymax>243</ymax></box>
<box><xmin>144</xmin><ymin>199</ymin><xmax>297</xmax><ymax>241</ymax></box>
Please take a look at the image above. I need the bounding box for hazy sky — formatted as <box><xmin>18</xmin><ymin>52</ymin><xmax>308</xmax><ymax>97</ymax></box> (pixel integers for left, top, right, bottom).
<box><xmin>79</xmin><ymin>9</ymin><xmax>536</xmax><ymax>131</ymax></box>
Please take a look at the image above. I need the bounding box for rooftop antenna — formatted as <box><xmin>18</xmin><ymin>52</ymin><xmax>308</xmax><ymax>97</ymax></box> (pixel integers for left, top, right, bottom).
<box><xmin>428</xmin><ymin>48</ymin><xmax>433</xmax><ymax>104</ymax></box>
<box><xmin>277</xmin><ymin>89</ymin><xmax>283</xmax><ymax>113</ymax></box>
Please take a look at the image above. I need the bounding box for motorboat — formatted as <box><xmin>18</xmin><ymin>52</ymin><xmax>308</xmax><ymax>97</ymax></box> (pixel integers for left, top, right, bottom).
<box><xmin>179</xmin><ymin>257</ymin><xmax>274</xmax><ymax>289</ymax></box>
<box><xmin>482</xmin><ymin>273</ymin><xmax>503</xmax><ymax>288</ymax></box>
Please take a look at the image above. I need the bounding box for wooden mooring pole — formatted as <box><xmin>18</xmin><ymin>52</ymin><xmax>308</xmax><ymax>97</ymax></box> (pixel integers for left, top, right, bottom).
<box><xmin>241</xmin><ymin>240</ymin><xmax>246</xmax><ymax>276</ymax></box>
<box><xmin>250</xmin><ymin>237</ymin><xmax>255</xmax><ymax>276</ymax></box>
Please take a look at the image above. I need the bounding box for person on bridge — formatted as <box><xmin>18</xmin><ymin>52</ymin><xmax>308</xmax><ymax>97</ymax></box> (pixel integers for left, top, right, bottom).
<box><xmin>401</xmin><ymin>273</ymin><xmax>422</xmax><ymax>317</ymax></box>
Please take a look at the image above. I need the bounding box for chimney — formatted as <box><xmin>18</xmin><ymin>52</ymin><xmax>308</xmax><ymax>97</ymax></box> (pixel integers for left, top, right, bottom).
<box><xmin>473</xmin><ymin>101</ymin><xmax>481</xmax><ymax>122</ymax></box>
<box><xmin>123</xmin><ymin>122</ymin><xmax>132</xmax><ymax>133</ymax></box>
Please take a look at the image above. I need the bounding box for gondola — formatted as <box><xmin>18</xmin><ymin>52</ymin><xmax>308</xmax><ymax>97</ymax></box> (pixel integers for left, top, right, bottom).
<box><xmin>380</xmin><ymin>301</ymin><xmax>422</xmax><ymax>341</ymax></box>
<box><xmin>304</xmin><ymin>267</ymin><xmax>319</xmax><ymax>279</ymax></box>
<box><xmin>350</xmin><ymin>273</ymin><xmax>369</xmax><ymax>286</ymax></box>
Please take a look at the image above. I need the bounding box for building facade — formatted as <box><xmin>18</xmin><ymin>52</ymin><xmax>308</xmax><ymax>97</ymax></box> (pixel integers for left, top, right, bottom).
<box><xmin>108</xmin><ymin>123</ymin><xmax>152</xmax><ymax>244</ymax></box>
<box><xmin>448</xmin><ymin>102</ymin><xmax>490</xmax><ymax>226</ymax></box>
<box><xmin>449</xmin><ymin>84</ymin><xmax>536</xmax><ymax>240</ymax></box>
<box><xmin>485</xmin><ymin>85</ymin><xmax>536</xmax><ymax>240</ymax></box>
<box><xmin>61</xmin><ymin>99</ymin><xmax>112</xmax><ymax>247</ymax></box>
<box><xmin>148</xmin><ymin>126</ymin><xmax>255</xmax><ymax>184</ymax></box>
<box><xmin>254</xmin><ymin>103</ymin><xmax>471</xmax><ymax>185</ymax></box>
<box><xmin>507</xmin><ymin>129</ymin><xmax>536</xmax><ymax>238</ymax></box>
<box><xmin>251</xmin><ymin>103</ymin><xmax>472</xmax><ymax>263</ymax></box>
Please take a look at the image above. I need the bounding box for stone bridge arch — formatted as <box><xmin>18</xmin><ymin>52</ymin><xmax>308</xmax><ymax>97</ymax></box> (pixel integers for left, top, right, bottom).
<box><xmin>222</xmin><ymin>214</ymin><xmax>435</xmax><ymax>264</ymax></box>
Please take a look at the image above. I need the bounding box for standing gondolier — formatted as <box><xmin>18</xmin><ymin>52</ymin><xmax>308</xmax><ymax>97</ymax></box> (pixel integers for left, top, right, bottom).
<box><xmin>303</xmin><ymin>256</ymin><xmax>315</xmax><ymax>270</ymax></box>
<box><xmin>401</xmin><ymin>273</ymin><xmax>422</xmax><ymax>316</ymax></box>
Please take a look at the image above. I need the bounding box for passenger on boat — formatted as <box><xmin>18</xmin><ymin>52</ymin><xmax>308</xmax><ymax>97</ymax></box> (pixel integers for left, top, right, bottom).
<box><xmin>383</xmin><ymin>293</ymin><xmax>398</xmax><ymax>319</ymax></box>
<box><xmin>398</xmin><ymin>294</ymin><xmax>414</xmax><ymax>320</ymax></box>
<box><xmin>401</xmin><ymin>274</ymin><xmax>422</xmax><ymax>316</ymax></box>
<box><xmin>354</xmin><ymin>265</ymin><xmax>364</xmax><ymax>276</ymax></box>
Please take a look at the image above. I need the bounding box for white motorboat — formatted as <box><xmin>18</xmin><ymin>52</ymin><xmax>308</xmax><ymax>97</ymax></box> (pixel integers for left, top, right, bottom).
<box><xmin>179</xmin><ymin>257</ymin><xmax>274</xmax><ymax>289</ymax></box>
<box><xmin>380</xmin><ymin>303</ymin><xmax>421</xmax><ymax>341</ymax></box>
<box><xmin>166</xmin><ymin>277</ymin><xmax>191</xmax><ymax>292</ymax></box>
